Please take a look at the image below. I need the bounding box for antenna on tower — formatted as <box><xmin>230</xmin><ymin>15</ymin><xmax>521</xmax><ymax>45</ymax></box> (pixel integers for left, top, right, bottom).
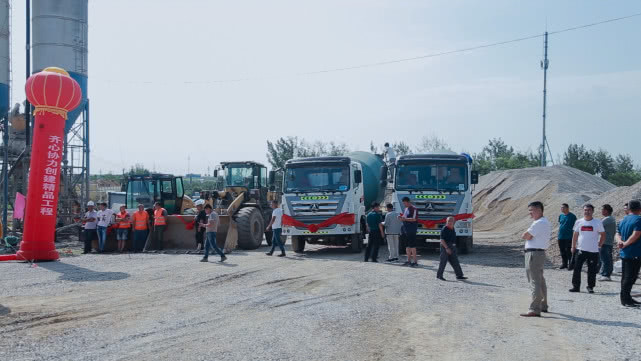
<box><xmin>539</xmin><ymin>31</ymin><xmax>554</xmax><ymax>166</ymax></box>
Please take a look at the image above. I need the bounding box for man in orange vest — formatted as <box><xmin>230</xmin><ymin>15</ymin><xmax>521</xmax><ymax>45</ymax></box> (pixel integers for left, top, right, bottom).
<box><xmin>132</xmin><ymin>203</ymin><xmax>150</xmax><ymax>253</ymax></box>
<box><xmin>115</xmin><ymin>205</ymin><xmax>131</xmax><ymax>253</ymax></box>
<box><xmin>152</xmin><ymin>202</ymin><xmax>168</xmax><ymax>251</ymax></box>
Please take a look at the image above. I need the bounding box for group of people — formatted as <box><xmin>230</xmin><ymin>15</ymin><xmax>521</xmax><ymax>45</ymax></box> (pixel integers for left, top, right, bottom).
<box><xmin>521</xmin><ymin>199</ymin><xmax>641</xmax><ymax>317</ymax></box>
<box><xmin>80</xmin><ymin>201</ymin><xmax>168</xmax><ymax>254</ymax></box>
<box><xmin>363</xmin><ymin>197</ymin><xmax>467</xmax><ymax>280</ymax></box>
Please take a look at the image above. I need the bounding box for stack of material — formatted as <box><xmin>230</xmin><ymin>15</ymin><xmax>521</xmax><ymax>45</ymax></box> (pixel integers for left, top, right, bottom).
<box><xmin>473</xmin><ymin>165</ymin><xmax>615</xmax><ymax>241</ymax></box>
<box><xmin>591</xmin><ymin>180</ymin><xmax>641</xmax><ymax>219</ymax></box>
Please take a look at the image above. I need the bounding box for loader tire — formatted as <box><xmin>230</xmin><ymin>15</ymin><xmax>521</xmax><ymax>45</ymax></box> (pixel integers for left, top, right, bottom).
<box><xmin>236</xmin><ymin>207</ymin><xmax>265</xmax><ymax>250</ymax></box>
<box><xmin>291</xmin><ymin>236</ymin><xmax>305</xmax><ymax>253</ymax></box>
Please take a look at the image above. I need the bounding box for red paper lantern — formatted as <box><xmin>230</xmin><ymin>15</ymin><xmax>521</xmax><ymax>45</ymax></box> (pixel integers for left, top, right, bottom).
<box><xmin>11</xmin><ymin>67</ymin><xmax>82</xmax><ymax>262</ymax></box>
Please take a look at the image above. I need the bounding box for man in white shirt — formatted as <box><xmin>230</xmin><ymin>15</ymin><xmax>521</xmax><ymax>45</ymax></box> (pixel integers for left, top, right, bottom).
<box><xmin>570</xmin><ymin>203</ymin><xmax>605</xmax><ymax>293</ymax></box>
<box><xmin>96</xmin><ymin>202</ymin><xmax>114</xmax><ymax>253</ymax></box>
<box><xmin>520</xmin><ymin>201</ymin><xmax>552</xmax><ymax>317</ymax></box>
<box><xmin>82</xmin><ymin>201</ymin><xmax>98</xmax><ymax>254</ymax></box>
<box><xmin>265</xmin><ymin>200</ymin><xmax>286</xmax><ymax>257</ymax></box>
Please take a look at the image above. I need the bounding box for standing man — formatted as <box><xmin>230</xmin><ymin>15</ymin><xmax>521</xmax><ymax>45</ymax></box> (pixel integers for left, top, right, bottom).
<box><xmin>599</xmin><ymin>204</ymin><xmax>616</xmax><ymax>281</ymax></box>
<box><xmin>200</xmin><ymin>204</ymin><xmax>227</xmax><ymax>262</ymax></box>
<box><xmin>623</xmin><ymin>202</ymin><xmax>630</xmax><ymax>216</ymax></box>
<box><xmin>520</xmin><ymin>201</ymin><xmax>551</xmax><ymax>317</ymax></box>
<box><xmin>400</xmin><ymin>197</ymin><xmax>419</xmax><ymax>267</ymax></box>
<box><xmin>364</xmin><ymin>202</ymin><xmax>384</xmax><ymax>262</ymax></box>
<box><xmin>383</xmin><ymin>203</ymin><xmax>402</xmax><ymax>262</ymax></box>
<box><xmin>569</xmin><ymin>204</ymin><xmax>605</xmax><ymax>294</ymax></box>
<box><xmin>151</xmin><ymin>202</ymin><xmax>168</xmax><ymax>251</ymax></box>
<box><xmin>383</xmin><ymin>142</ymin><xmax>396</xmax><ymax>166</ymax></box>
<box><xmin>557</xmin><ymin>204</ymin><xmax>577</xmax><ymax>270</ymax></box>
<box><xmin>617</xmin><ymin>199</ymin><xmax>641</xmax><ymax>307</ymax></box>
<box><xmin>96</xmin><ymin>202</ymin><xmax>114</xmax><ymax>253</ymax></box>
<box><xmin>265</xmin><ymin>200</ymin><xmax>286</xmax><ymax>257</ymax></box>
<box><xmin>194</xmin><ymin>200</ymin><xmax>207</xmax><ymax>252</ymax></box>
<box><xmin>81</xmin><ymin>201</ymin><xmax>97</xmax><ymax>254</ymax></box>
<box><xmin>115</xmin><ymin>205</ymin><xmax>131</xmax><ymax>253</ymax></box>
<box><xmin>131</xmin><ymin>203</ymin><xmax>150</xmax><ymax>253</ymax></box>
<box><xmin>436</xmin><ymin>217</ymin><xmax>467</xmax><ymax>281</ymax></box>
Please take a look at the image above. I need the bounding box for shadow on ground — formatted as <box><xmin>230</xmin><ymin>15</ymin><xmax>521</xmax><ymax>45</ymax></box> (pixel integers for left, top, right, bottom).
<box><xmin>38</xmin><ymin>262</ymin><xmax>129</xmax><ymax>282</ymax></box>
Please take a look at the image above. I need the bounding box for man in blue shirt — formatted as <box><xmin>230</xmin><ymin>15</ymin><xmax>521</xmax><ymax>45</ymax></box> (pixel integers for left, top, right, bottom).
<box><xmin>617</xmin><ymin>199</ymin><xmax>641</xmax><ymax>307</ymax></box>
<box><xmin>365</xmin><ymin>202</ymin><xmax>384</xmax><ymax>262</ymax></box>
<box><xmin>558</xmin><ymin>203</ymin><xmax>577</xmax><ymax>270</ymax></box>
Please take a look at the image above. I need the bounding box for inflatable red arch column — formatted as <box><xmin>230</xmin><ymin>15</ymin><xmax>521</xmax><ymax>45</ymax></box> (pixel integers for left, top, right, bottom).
<box><xmin>0</xmin><ymin>67</ymin><xmax>81</xmax><ymax>262</ymax></box>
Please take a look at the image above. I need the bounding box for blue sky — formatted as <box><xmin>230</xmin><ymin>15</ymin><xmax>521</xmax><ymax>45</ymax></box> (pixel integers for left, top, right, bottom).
<box><xmin>9</xmin><ymin>0</ymin><xmax>641</xmax><ymax>174</ymax></box>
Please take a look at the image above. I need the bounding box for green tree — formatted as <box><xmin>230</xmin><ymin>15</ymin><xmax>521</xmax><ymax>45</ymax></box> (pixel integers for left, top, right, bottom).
<box><xmin>563</xmin><ymin>144</ymin><xmax>597</xmax><ymax>174</ymax></box>
<box><xmin>128</xmin><ymin>163</ymin><xmax>151</xmax><ymax>175</ymax></box>
<box><xmin>416</xmin><ymin>135</ymin><xmax>451</xmax><ymax>153</ymax></box>
<box><xmin>472</xmin><ymin>138</ymin><xmax>539</xmax><ymax>175</ymax></box>
<box><xmin>392</xmin><ymin>141</ymin><xmax>412</xmax><ymax>156</ymax></box>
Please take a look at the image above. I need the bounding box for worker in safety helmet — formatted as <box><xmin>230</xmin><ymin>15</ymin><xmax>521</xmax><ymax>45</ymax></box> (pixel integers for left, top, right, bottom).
<box><xmin>194</xmin><ymin>199</ymin><xmax>207</xmax><ymax>252</ymax></box>
<box><xmin>81</xmin><ymin>201</ymin><xmax>98</xmax><ymax>254</ymax></box>
<box><xmin>152</xmin><ymin>202</ymin><xmax>168</xmax><ymax>251</ymax></box>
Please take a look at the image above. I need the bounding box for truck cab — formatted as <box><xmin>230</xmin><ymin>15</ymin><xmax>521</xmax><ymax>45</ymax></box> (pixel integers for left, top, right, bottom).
<box><xmin>281</xmin><ymin>156</ymin><xmax>368</xmax><ymax>253</ymax></box>
<box><xmin>391</xmin><ymin>152</ymin><xmax>478</xmax><ymax>253</ymax></box>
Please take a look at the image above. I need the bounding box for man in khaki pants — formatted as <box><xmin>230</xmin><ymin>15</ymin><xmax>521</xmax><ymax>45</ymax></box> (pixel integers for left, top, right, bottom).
<box><xmin>520</xmin><ymin>201</ymin><xmax>552</xmax><ymax>317</ymax></box>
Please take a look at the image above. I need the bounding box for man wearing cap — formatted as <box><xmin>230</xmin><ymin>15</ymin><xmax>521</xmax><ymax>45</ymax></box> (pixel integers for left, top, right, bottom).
<box><xmin>81</xmin><ymin>201</ymin><xmax>98</xmax><ymax>254</ymax></box>
<box><xmin>132</xmin><ymin>204</ymin><xmax>150</xmax><ymax>253</ymax></box>
<box><xmin>194</xmin><ymin>200</ymin><xmax>207</xmax><ymax>252</ymax></box>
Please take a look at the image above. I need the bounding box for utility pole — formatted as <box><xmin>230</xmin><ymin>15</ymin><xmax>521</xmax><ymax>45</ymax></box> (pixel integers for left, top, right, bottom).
<box><xmin>540</xmin><ymin>31</ymin><xmax>549</xmax><ymax>167</ymax></box>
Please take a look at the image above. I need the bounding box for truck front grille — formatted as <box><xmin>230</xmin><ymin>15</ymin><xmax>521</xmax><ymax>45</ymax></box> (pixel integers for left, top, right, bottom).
<box><xmin>290</xmin><ymin>200</ymin><xmax>339</xmax><ymax>217</ymax></box>
<box><xmin>413</xmin><ymin>200</ymin><xmax>457</xmax><ymax>217</ymax></box>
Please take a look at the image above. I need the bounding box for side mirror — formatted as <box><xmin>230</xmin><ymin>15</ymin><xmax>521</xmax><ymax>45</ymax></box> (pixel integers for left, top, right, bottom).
<box><xmin>213</xmin><ymin>170</ymin><xmax>218</xmax><ymax>178</ymax></box>
<box><xmin>471</xmin><ymin>171</ymin><xmax>479</xmax><ymax>185</ymax></box>
<box><xmin>354</xmin><ymin>170</ymin><xmax>362</xmax><ymax>184</ymax></box>
<box><xmin>268</xmin><ymin>170</ymin><xmax>276</xmax><ymax>185</ymax></box>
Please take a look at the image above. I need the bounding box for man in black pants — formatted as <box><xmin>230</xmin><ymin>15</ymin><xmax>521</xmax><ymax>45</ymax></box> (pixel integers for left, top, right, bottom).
<box><xmin>364</xmin><ymin>202</ymin><xmax>384</xmax><ymax>262</ymax></box>
<box><xmin>437</xmin><ymin>217</ymin><xmax>467</xmax><ymax>281</ymax></box>
<box><xmin>194</xmin><ymin>200</ymin><xmax>207</xmax><ymax>252</ymax></box>
<box><xmin>558</xmin><ymin>203</ymin><xmax>577</xmax><ymax>269</ymax></box>
<box><xmin>570</xmin><ymin>204</ymin><xmax>605</xmax><ymax>293</ymax></box>
<box><xmin>617</xmin><ymin>199</ymin><xmax>641</xmax><ymax>307</ymax></box>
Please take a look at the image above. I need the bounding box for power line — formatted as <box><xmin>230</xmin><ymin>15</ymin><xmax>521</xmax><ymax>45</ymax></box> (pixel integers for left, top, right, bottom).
<box><xmin>97</xmin><ymin>12</ymin><xmax>641</xmax><ymax>84</ymax></box>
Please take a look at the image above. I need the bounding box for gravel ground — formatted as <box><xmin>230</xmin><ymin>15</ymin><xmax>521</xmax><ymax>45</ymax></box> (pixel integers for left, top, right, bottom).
<box><xmin>1</xmin><ymin>233</ymin><xmax>640</xmax><ymax>361</ymax></box>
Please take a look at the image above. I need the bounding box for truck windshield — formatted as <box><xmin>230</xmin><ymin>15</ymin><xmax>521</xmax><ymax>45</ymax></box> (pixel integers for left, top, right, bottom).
<box><xmin>395</xmin><ymin>163</ymin><xmax>467</xmax><ymax>191</ymax></box>
<box><xmin>224</xmin><ymin>165</ymin><xmax>254</xmax><ymax>188</ymax></box>
<box><xmin>285</xmin><ymin>165</ymin><xmax>350</xmax><ymax>193</ymax></box>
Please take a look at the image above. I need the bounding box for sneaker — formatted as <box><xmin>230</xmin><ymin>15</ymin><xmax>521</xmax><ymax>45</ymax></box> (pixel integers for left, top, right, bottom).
<box><xmin>200</xmin><ymin>257</ymin><xmax>208</xmax><ymax>262</ymax></box>
<box><xmin>587</xmin><ymin>287</ymin><xmax>594</xmax><ymax>294</ymax></box>
<box><xmin>411</xmin><ymin>263</ymin><xmax>418</xmax><ymax>268</ymax></box>
<box><xmin>220</xmin><ymin>255</ymin><xmax>227</xmax><ymax>262</ymax></box>
<box><xmin>277</xmin><ymin>253</ymin><xmax>286</xmax><ymax>257</ymax></box>
<box><xmin>402</xmin><ymin>261</ymin><xmax>411</xmax><ymax>266</ymax></box>
<box><xmin>622</xmin><ymin>302</ymin><xmax>640</xmax><ymax>308</ymax></box>
<box><xmin>456</xmin><ymin>276</ymin><xmax>468</xmax><ymax>280</ymax></box>
<box><xmin>437</xmin><ymin>276</ymin><xmax>446</xmax><ymax>281</ymax></box>
<box><xmin>265</xmin><ymin>252</ymin><xmax>273</xmax><ymax>256</ymax></box>
<box><xmin>569</xmin><ymin>288</ymin><xmax>580</xmax><ymax>293</ymax></box>
<box><xmin>385</xmin><ymin>258</ymin><xmax>393</xmax><ymax>263</ymax></box>
<box><xmin>598</xmin><ymin>276</ymin><xmax>611</xmax><ymax>282</ymax></box>
<box><xmin>559</xmin><ymin>265</ymin><xmax>567</xmax><ymax>270</ymax></box>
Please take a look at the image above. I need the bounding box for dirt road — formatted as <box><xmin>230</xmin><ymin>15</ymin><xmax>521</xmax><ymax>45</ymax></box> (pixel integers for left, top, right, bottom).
<box><xmin>1</xmin><ymin>234</ymin><xmax>640</xmax><ymax>361</ymax></box>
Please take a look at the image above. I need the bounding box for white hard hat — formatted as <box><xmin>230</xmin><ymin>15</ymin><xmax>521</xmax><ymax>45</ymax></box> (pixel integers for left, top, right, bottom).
<box><xmin>87</xmin><ymin>201</ymin><xmax>95</xmax><ymax>206</ymax></box>
<box><xmin>195</xmin><ymin>199</ymin><xmax>205</xmax><ymax>206</ymax></box>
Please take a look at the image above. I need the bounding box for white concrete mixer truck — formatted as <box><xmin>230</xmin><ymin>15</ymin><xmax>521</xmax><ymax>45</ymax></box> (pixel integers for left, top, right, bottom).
<box><xmin>280</xmin><ymin>152</ymin><xmax>386</xmax><ymax>253</ymax></box>
<box><xmin>386</xmin><ymin>151</ymin><xmax>478</xmax><ymax>253</ymax></box>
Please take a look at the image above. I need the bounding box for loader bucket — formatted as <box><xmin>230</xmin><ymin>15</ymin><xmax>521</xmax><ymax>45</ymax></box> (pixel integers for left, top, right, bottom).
<box><xmin>158</xmin><ymin>215</ymin><xmax>197</xmax><ymax>249</ymax></box>
<box><xmin>216</xmin><ymin>213</ymin><xmax>238</xmax><ymax>253</ymax></box>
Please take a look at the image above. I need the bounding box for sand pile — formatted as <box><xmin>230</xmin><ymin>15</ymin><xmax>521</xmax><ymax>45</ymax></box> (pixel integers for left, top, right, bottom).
<box><xmin>591</xmin><ymin>180</ymin><xmax>641</xmax><ymax>218</ymax></box>
<box><xmin>473</xmin><ymin>166</ymin><xmax>615</xmax><ymax>240</ymax></box>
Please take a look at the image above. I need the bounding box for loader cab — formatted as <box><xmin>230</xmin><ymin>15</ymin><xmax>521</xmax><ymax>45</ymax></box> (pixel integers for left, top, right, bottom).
<box><xmin>124</xmin><ymin>174</ymin><xmax>185</xmax><ymax>215</ymax></box>
<box><xmin>217</xmin><ymin>162</ymin><xmax>270</xmax><ymax>203</ymax></box>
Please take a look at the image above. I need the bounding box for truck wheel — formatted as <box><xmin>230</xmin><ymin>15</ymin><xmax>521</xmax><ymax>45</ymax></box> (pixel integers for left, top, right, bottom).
<box><xmin>291</xmin><ymin>236</ymin><xmax>305</xmax><ymax>253</ymax></box>
<box><xmin>457</xmin><ymin>236</ymin><xmax>473</xmax><ymax>254</ymax></box>
<box><xmin>265</xmin><ymin>230</ymin><xmax>273</xmax><ymax>246</ymax></box>
<box><xmin>236</xmin><ymin>207</ymin><xmax>264</xmax><ymax>250</ymax></box>
<box><xmin>350</xmin><ymin>233</ymin><xmax>362</xmax><ymax>253</ymax></box>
